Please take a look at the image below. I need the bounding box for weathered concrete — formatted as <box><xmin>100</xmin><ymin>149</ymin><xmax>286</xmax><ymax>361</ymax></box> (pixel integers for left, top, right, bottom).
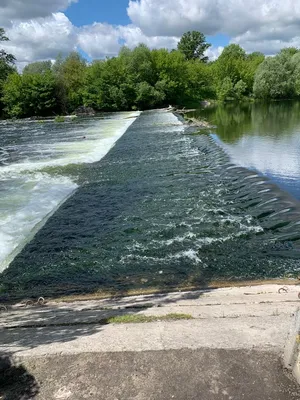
<box><xmin>1</xmin><ymin>285</ymin><xmax>300</xmax><ymax>399</ymax></box>
<box><xmin>3</xmin><ymin>350</ymin><xmax>299</xmax><ymax>400</ymax></box>
<box><xmin>284</xmin><ymin>308</ymin><xmax>300</xmax><ymax>384</ymax></box>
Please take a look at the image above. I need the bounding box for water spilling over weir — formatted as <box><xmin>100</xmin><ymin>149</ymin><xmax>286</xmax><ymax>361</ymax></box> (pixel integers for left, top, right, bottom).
<box><xmin>1</xmin><ymin>110</ymin><xmax>300</xmax><ymax>299</ymax></box>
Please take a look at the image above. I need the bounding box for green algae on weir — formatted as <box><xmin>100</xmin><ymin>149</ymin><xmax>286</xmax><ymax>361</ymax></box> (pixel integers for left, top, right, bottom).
<box><xmin>1</xmin><ymin>109</ymin><xmax>300</xmax><ymax>300</ymax></box>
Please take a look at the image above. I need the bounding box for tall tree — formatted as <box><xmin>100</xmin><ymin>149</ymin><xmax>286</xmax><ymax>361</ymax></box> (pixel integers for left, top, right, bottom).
<box><xmin>54</xmin><ymin>52</ymin><xmax>87</xmax><ymax>111</ymax></box>
<box><xmin>177</xmin><ymin>31</ymin><xmax>211</xmax><ymax>62</ymax></box>
<box><xmin>0</xmin><ymin>28</ymin><xmax>16</xmax><ymax>113</ymax></box>
<box><xmin>0</xmin><ymin>28</ymin><xmax>15</xmax><ymax>77</ymax></box>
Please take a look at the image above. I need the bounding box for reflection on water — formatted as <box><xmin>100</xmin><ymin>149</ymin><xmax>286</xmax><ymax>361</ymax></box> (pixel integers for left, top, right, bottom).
<box><xmin>188</xmin><ymin>102</ymin><xmax>300</xmax><ymax>200</ymax></box>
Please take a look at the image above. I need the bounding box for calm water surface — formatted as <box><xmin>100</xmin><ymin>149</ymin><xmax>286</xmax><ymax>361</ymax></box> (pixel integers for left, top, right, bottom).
<box><xmin>1</xmin><ymin>106</ymin><xmax>300</xmax><ymax>299</ymax></box>
<box><xmin>188</xmin><ymin>102</ymin><xmax>300</xmax><ymax>200</ymax></box>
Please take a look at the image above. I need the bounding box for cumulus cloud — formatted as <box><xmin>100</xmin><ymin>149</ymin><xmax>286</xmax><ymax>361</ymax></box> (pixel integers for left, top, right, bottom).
<box><xmin>78</xmin><ymin>23</ymin><xmax>179</xmax><ymax>59</ymax></box>
<box><xmin>78</xmin><ymin>23</ymin><xmax>122</xmax><ymax>59</ymax></box>
<box><xmin>0</xmin><ymin>0</ymin><xmax>77</xmax><ymax>26</ymax></box>
<box><xmin>128</xmin><ymin>0</ymin><xmax>300</xmax><ymax>37</ymax></box>
<box><xmin>2</xmin><ymin>13</ymin><xmax>77</xmax><ymax>64</ymax></box>
<box><xmin>3</xmin><ymin>0</ymin><xmax>300</xmax><ymax>66</ymax></box>
<box><xmin>119</xmin><ymin>25</ymin><xmax>179</xmax><ymax>51</ymax></box>
<box><xmin>127</xmin><ymin>0</ymin><xmax>300</xmax><ymax>54</ymax></box>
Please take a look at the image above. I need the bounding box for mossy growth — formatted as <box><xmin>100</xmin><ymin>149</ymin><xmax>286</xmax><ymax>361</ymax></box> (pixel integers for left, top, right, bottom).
<box><xmin>54</xmin><ymin>116</ymin><xmax>65</xmax><ymax>123</ymax></box>
<box><xmin>107</xmin><ymin>313</ymin><xmax>193</xmax><ymax>324</ymax></box>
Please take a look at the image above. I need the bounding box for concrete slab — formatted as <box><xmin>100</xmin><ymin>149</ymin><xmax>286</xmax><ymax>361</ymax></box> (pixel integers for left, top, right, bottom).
<box><xmin>1</xmin><ymin>285</ymin><xmax>300</xmax><ymax>399</ymax></box>
<box><xmin>3</xmin><ymin>350</ymin><xmax>300</xmax><ymax>400</ymax></box>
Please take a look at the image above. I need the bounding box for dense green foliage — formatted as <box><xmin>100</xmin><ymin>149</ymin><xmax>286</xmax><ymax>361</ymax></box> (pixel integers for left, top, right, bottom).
<box><xmin>177</xmin><ymin>31</ymin><xmax>210</xmax><ymax>62</ymax></box>
<box><xmin>2</xmin><ymin>27</ymin><xmax>300</xmax><ymax>118</ymax></box>
<box><xmin>253</xmin><ymin>48</ymin><xmax>300</xmax><ymax>99</ymax></box>
<box><xmin>3</xmin><ymin>71</ymin><xmax>61</xmax><ymax>117</ymax></box>
<box><xmin>23</xmin><ymin>60</ymin><xmax>52</xmax><ymax>75</ymax></box>
<box><xmin>0</xmin><ymin>28</ymin><xmax>16</xmax><ymax>113</ymax></box>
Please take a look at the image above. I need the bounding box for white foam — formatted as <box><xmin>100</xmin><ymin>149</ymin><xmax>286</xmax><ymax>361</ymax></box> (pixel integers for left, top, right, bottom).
<box><xmin>0</xmin><ymin>112</ymin><xmax>140</xmax><ymax>176</ymax></box>
<box><xmin>0</xmin><ymin>112</ymin><xmax>141</xmax><ymax>271</ymax></box>
<box><xmin>0</xmin><ymin>174</ymin><xmax>77</xmax><ymax>272</ymax></box>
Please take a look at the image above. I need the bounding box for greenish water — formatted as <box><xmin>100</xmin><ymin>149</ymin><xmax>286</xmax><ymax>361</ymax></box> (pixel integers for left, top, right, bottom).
<box><xmin>1</xmin><ymin>108</ymin><xmax>300</xmax><ymax>300</ymax></box>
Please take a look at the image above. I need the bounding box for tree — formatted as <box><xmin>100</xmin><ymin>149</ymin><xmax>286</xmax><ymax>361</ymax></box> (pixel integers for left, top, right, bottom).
<box><xmin>2</xmin><ymin>71</ymin><xmax>60</xmax><ymax>118</ymax></box>
<box><xmin>279</xmin><ymin>47</ymin><xmax>299</xmax><ymax>59</ymax></box>
<box><xmin>242</xmin><ymin>52</ymin><xmax>265</xmax><ymax>93</ymax></box>
<box><xmin>253</xmin><ymin>56</ymin><xmax>295</xmax><ymax>99</ymax></box>
<box><xmin>23</xmin><ymin>61</ymin><xmax>52</xmax><ymax>75</ymax></box>
<box><xmin>213</xmin><ymin>45</ymin><xmax>265</xmax><ymax>96</ymax></box>
<box><xmin>54</xmin><ymin>52</ymin><xmax>87</xmax><ymax>111</ymax></box>
<box><xmin>215</xmin><ymin>44</ymin><xmax>246</xmax><ymax>84</ymax></box>
<box><xmin>291</xmin><ymin>53</ymin><xmax>300</xmax><ymax>96</ymax></box>
<box><xmin>151</xmin><ymin>49</ymin><xmax>188</xmax><ymax>104</ymax></box>
<box><xmin>0</xmin><ymin>28</ymin><xmax>16</xmax><ymax>114</ymax></box>
<box><xmin>234</xmin><ymin>80</ymin><xmax>247</xmax><ymax>100</ymax></box>
<box><xmin>0</xmin><ymin>28</ymin><xmax>15</xmax><ymax>75</ymax></box>
<box><xmin>177</xmin><ymin>31</ymin><xmax>211</xmax><ymax>62</ymax></box>
<box><xmin>217</xmin><ymin>77</ymin><xmax>235</xmax><ymax>101</ymax></box>
<box><xmin>120</xmin><ymin>44</ymin><xmax>156</xmax><ymax>85</ymax></box>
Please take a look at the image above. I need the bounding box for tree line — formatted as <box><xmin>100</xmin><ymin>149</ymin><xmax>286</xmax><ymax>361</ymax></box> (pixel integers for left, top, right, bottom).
<box><xmin>1</xmin><ymin>29</ymin><xmax>300</xmax><ymax>118</ymax></box>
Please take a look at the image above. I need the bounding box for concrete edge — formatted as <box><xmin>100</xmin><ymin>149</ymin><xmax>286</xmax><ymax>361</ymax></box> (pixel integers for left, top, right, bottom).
<box><xmin>284</xmin><ymin>307</ymin><xmax>300</xmax><ymax>384</ymax></box>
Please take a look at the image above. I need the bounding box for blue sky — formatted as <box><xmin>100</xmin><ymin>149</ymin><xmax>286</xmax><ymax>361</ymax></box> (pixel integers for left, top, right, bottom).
<box><xmin>66</xmin><ymin>0</ymin><xmax>131</xmax><ymax>27</ymax></box>
<box><xmin>1</xmin><ymin>0</ymin><xmax>299</xmax><ymax>67</ymax></box>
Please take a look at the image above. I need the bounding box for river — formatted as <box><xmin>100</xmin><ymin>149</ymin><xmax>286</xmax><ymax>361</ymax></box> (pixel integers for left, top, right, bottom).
<box><xmin>1</xmin><ymin>105</ymin><xmax>300</xmax><ymax>299</ymax></box>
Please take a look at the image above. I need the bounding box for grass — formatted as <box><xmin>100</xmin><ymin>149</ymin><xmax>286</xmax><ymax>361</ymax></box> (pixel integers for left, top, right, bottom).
<box><xmin>107</xmin><ymin>313</ymin><xmax>193</xmax><ymax>324</ymax></box>
<box><xmin>4</xmin><ymin>313</ymin><xmax>194</xmax><ymax>330</ymax></box>
<box><xmin>54</xmin><ymin>116</ymin><xmax>65</xmax><ymax>123</ymax></box>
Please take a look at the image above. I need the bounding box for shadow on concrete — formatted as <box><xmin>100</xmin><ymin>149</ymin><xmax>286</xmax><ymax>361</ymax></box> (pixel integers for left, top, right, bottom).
<box><xmin>1</xmin><ymin>308</ymin><xmax>104</xmax><ymax>353</ymax></box>
<box><xmin>0</xmin><ymin>355</ymin><xmax>39</xmax><ymax>399</ymax></box>
<box><xmin>0</xmin><ymin>289</ymin><xmax>209</xmax><ymax>356</ymax></box>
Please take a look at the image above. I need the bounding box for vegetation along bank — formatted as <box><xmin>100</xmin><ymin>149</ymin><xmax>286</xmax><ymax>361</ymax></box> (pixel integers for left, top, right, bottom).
<box><xmin>1</xmin><ymin>28</ymin><xmax>300</xmax><ymax>118</ymax></box>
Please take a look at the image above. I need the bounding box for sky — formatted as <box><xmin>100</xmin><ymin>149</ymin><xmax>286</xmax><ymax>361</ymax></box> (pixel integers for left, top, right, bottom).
<box><xmin>1</xmin><ymin>0</ymin><xmax>300</xmax><ymax>69</ymax></box>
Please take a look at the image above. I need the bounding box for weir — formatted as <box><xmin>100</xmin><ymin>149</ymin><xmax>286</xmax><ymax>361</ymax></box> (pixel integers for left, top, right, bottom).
<box><xmin>0</xmin><ymin>113</ymin><xmax>139</xmax><ymax>272</ymax></box>
<box><xmin>1</xmin><ymin>110</ymin><xmax>300</xmax><ymax>299</ymax></box>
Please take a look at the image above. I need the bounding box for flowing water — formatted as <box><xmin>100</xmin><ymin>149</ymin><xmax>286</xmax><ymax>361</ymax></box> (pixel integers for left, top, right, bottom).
<box><xmin>1</xmin><ymin>105</ymin><xmax>300</xmax><ymax>299</ymax></box>
<box><xmin>0</xmin><ymin>113</ymin><xmax>139</xmax><ymax>274</ymax></box>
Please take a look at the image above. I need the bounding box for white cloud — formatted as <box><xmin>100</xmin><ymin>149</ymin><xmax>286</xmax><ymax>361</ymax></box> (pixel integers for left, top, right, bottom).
<box><xmin>128</xmin><ymin>0</ymin><xmax>300</xmax><ymax>54</ymax></box>
<box><xmin>205</xmin><ymin>46</ymin><xmax>224</xmax><ymax>61</ymax></box>
<box><xmin>0</xmin><ymin>0</ymin><xmax>77</xmax><ymax>26</ymax></box>
<box><xmin>119</xmin><ymin>25</ymin><xmax>179</xmax><ymax>51</ymax></box>
<box><xmin>232</xmin><ymin>37</ymin><xmax>300</xmax><ymax>55</ymax></box>
<box><xmin>77</xmin><ymin>23</ymin><xmax>122</xmax><ymax>59</ymax></box>
<box><xmin>232</xmin><ymin>26</ymin><xmax>300</xmax><ymax>54</ymax></box>
<box><xmin>128</xmin><ymin>0</ymin><xmax>300</xmax><ymax>37</ymax></box>
<box><xmin>128</xmin><ymin>0</ymin><xmax>222</xmax><ymax>36</ymax></box>
<box><xmin>2</xmin><ymin>13</ymin><xmax>77</xmax><ymax>64</ymax></box>
<box><xmin>78</xmin><ymin>23</ymin><xmax>179</xmax><ymax>59</ymax></box>
<box><xmin>4</xmin><ymin>0</ymin><xmax>300</xmax><ymax>66</ymax></box>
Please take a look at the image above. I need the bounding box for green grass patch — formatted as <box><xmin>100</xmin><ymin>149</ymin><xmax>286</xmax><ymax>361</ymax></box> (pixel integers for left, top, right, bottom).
<box><xmin>107</xmin><ymin>313</ymin><xmax>193</xmax><ymax>324</ymax></box>
<box><xmin>54</xmin><ymin>116</ymin><xmax>65</xmax><ymax>123</ymax></box>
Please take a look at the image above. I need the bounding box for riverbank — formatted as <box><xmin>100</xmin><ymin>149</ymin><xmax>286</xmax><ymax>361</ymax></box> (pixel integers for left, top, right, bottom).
<box><xmin>1</xmin><ymin>284</ymin><xmax>300</xmax><ymax>399</ymax></box>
